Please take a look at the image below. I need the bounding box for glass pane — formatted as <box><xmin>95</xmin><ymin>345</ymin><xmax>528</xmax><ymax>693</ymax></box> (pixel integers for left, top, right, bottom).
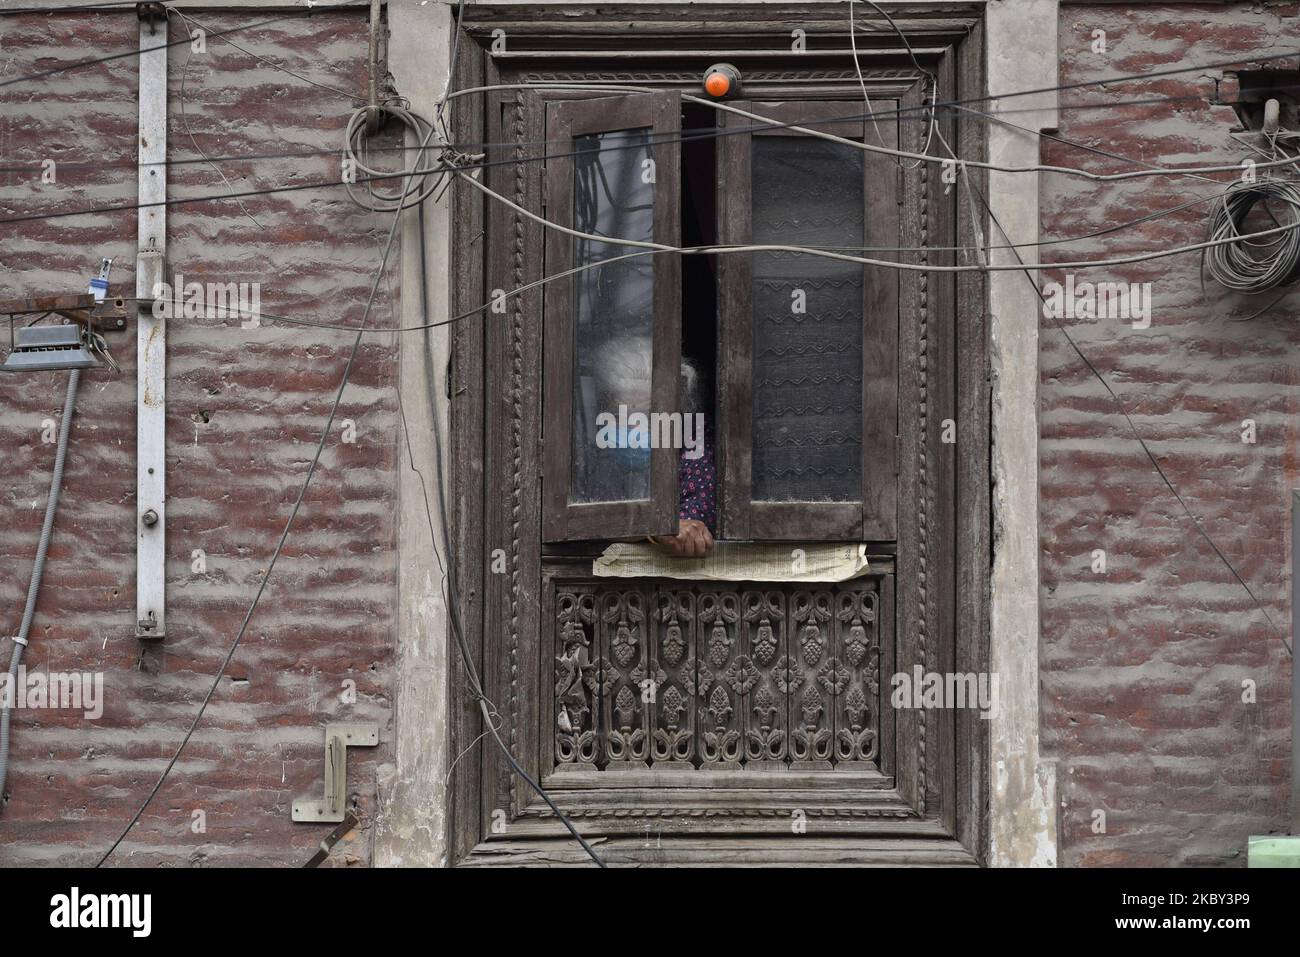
<box><xmin>570</xmin><ymin>127</ymin><xmax>656</xmax><ymax>504</ymax></box>
<box><xmin>750</xmin><ymin>136</ymin><xmax>864</xmax><ymax>503</ymax></box>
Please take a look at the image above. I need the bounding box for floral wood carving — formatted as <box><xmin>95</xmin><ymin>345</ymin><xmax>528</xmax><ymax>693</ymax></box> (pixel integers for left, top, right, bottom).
<box><xmin>555</xmin><ymin>582</ymin><xmax>881</xmax><ymax>771</ymax></box>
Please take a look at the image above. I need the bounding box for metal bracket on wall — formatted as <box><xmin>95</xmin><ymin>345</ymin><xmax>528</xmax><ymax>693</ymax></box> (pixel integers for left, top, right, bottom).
<box><xmin>135</xmin><ymin>3</ymin><xmax>167</xmax><ymax>640</ymax></box>
<box><xmin>292</xmin><ymin>723</ymin><xmax>380</xmax><ymax>823</ymax></box>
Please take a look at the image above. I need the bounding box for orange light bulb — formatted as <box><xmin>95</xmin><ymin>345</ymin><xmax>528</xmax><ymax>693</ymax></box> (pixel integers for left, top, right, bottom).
<box><xmin>704</xmin><ymin>71</ymin><xmax>731</xmax><ymax>98</ymax></box>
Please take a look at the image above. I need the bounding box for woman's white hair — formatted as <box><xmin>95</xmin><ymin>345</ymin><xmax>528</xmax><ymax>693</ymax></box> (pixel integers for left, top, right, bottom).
<box><xmin>595</xmin><ymin>335</ymin><xmax>703</xmax><ymax>413</ymax></box>
<box><xmin>679</xmin><ymin>357</ymin><xmax>702</xmax><ymax>415</ymax></box>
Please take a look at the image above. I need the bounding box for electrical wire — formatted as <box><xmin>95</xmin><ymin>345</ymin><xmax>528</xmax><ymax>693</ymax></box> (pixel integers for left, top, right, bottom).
<box><xmin>0</xmin><ymin>8</ymin><xmax>356</xmax><ymax>89</ymax></box>
<box><xmin>167</xmin><ymin>7</ymin><xmax>265</xmax><ymax>231</ymax></box>
<box><xmin>851</xmin><ymin>0</ymin><xmax>934</xmax><ymax>170</ymax></box>
<box><xmin>413</xmin><ymin>0</ymin><xmax>606</xmax><ymax>867</ymax></box>
<box><xmin>172</xmin><ymin>8</ymin><xmax>359</xmax><ymax>100</ymax></box>
<box><xmin>951</xmin><ymin>102</ymin><xmax>1225</xmax><ymax>186</ymax></box>
<box><xmin>978</xmin><ymin>177</ymin><xmax>1291</xmax><ymax>656</ymax></box>
<box><xmin>456</xmin><ymin>165</ymin><xmax>1300</xmax><ymax>275</ymax></box>
<box><xmin>342</xmin><ymin>102</ymin><xmax>446</xmax><ymax>212</ymax></box>
<box><xmin>2</xmin><ymin>143</ymin><xmax>1280</xmax><ymax>234</ymax></box>
<box><xmin>849</xmin><ymin>0</ymin><xmax>906</xmax><ymax>159</ymax></box>
<box><xmin>0</xmin><ymin>86</ymin><xmax>1286</xmax><ymax>181</ymax></box>
<box><xmin>0</xmin><ymin>168</ymin><xmax>446</xmax><ymax>227</ymax></box>
<box><xmin>884</xmin><ymin>2</ymin><xmax>1295</xmax><ymax>658</ymax></box>
<box><xmin>432</xmin><ymin>87</ymin><xmax>1300</xmax><ymax>148</ymax></box>
<box><xmin>5</xmin><ymin>89</ymin><xmax>1295</xmax><ymax>230</ymax></box>
<box><xmin>438</xmin><ymin>81</ymin><xmax>1300</xmax><ymax>184</ymax></box>
<box><xmin>0</xmin><ymin>0</ymin><xmax>156</xmax><ymax>16</ymax></box>
<box><xmin>0</xmin><ymin>95</ymin><xmax>1206</xmax><ymax>178</ymax></box>
<box><xmin>94</xmin><ymin>84</ymin><xmax>445</xmax><ymax>873</ymax></box>
<box><xmin>419</xmin><ymin>72</ymin><xmax>1300</xmax><ymax>155</ymax></box>
<box><xmin>88</xmin><ymin>183</ymin><xmax>1295</xmax><ymax>342</ymax></box>
<box><xmin>12</xmin><ymin>141</ymin><xmax>1294</xmax><ymax>268</ymax></box>
<box><xmin>25</xmin><ymin>0</ymin><xmax>1291</xmax><ymax>861</ymax></box>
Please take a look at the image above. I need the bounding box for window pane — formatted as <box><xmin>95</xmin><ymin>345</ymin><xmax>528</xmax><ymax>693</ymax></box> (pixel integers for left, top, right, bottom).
<box><xmin>570</xmin><ymin>127</ymin><xmax>656</xmax><ymax>504</ymax></box>
<box><xmin>750</xmin><ymin>136</ymin><xmax>864</xmax><ymax>503</ymax></box>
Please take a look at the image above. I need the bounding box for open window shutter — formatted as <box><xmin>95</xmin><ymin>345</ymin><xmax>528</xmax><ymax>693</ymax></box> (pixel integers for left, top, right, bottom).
<box><xmin>541</xmin><ymin>92</ymin><xmax>683</xmax><ymax>543</ymax></box>
<box><xmin>717</xmin><ymin>100</ymin><xmax>899</xmax><ymax>542</ymax></box>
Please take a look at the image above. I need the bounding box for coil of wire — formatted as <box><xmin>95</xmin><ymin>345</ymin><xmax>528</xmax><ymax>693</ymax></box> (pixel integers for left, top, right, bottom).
<box><xmin>342</xmin><ymin>102</ymin><xmax>443</xmax><ymax>213</ymax></box>
<box><xmin>1204</xmin><ymin>179</ymin><xmax>1300</xmax><ymax>293</ymax></box>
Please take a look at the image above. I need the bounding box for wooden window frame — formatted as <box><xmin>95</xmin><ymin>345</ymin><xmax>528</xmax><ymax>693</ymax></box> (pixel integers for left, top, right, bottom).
<box><xmin>541</xmin><ymin>91</ymin><xmax>683</xmax><ymax>543</ymax></box>
<box><xmin>449</xmin><ymin>3</ymin><xmax>991</xmax><ymax>867</ymax></box>
<box><xmin>717</xmin><ymin>100</ymin><xmax>900</xmax><ymax>542</ymax></box>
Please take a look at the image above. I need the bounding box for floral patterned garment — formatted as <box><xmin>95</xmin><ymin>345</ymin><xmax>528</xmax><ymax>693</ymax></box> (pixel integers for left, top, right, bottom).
<box><xmin>678</xmin><ymin>439</ymin><xmax>717</xmax><ymax>533</ymax></box>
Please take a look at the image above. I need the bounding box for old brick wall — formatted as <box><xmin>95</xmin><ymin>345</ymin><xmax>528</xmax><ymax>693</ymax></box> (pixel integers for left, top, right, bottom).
<box><xmin>0</xmin><ymin>9</ymin><xmax>401</xmax><ymax>865</ymax></box>
<box><xmin>1042</xmin><ymin>2</ymin><xmax>1298</xmax><ymax>865</ymax></box>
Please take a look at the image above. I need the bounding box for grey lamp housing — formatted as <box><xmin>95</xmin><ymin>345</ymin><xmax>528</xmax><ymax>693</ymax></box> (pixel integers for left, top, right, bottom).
<box><xmin>2</xmin><ymin>324</ymin><xmax>101</xmax><ymax>373</ymax></box>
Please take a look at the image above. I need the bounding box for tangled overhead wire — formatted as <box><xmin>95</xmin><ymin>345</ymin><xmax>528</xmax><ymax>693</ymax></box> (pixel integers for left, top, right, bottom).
<box><xmin>1204</xmin><ymin>178</ymin><xmax>1300</xmax><ymax>293</ymax></box>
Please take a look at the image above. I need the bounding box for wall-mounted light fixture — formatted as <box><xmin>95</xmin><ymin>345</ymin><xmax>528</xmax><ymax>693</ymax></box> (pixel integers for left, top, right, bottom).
<box><xmin>0</xmin><ymin>292</ymin><xmax>127</xmax><ymax>375</ymax></box>
<box><xmin>1</xmin><ymin>325</ymin><xmax>101</xmax><ymax>373</ymax></box>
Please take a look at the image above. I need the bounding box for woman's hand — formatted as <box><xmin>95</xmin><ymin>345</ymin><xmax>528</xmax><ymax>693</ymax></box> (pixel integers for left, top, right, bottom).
<box><xmin>651</xmin><ymin>519</ymin><xmax>715</xmax><ymax>558</ymax></box>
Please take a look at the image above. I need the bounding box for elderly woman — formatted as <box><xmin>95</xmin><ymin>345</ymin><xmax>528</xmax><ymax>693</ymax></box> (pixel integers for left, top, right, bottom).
<box><xmin>656</xmin><ymin>357</ymin><xmax>716</xmax><ymax>558</ymax></box>
<box><xmin>582</xmin><ymin>337</ymin><xmax>716</xmax><ymax>557</ymax></box>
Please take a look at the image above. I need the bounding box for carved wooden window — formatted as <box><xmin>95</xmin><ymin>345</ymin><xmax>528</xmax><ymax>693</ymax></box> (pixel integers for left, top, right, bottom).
<box><xmin>540</xmin><ymin>95</ymin><xmax>899</xmax><ymax>546</ymax></box>
<box><xmin>541</xmin><ymin>91</ymin><xmax>683</xmax><ymax>542</ymax></box>
<box><xmin>717</xmin><ymin>101</ymin><xmax>899</xmax><ymax>541</ymax></box>
<box><xmin>457</xmin><ymin>11</ymin><xmax>986</xmax><ymax>865</ymax></box>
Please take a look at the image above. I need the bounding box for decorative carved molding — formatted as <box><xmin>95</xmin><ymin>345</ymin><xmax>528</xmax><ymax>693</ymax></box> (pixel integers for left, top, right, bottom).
<box><xmin>477</xmin><ymin>62</ymin><xmax>957</xmax><ymax>847</ymax></box>
<box><xmin>505</xmin><ymin>90</ymin><xmax>528</xmax><ymax>810</ymax></box>
<box><xmin>520</xmin><ymin>68</ymin><xmax>924</xmax><ymax>85</ymax></box>
<box><xmin>522</xmin><ymin>805</ymin><xmax>917</xmax><ymax>820</ymax></box>
<box><xmin>915</xmin><ymin>111</ymin><xmax>930</xmax><ymax>817</ymax></box>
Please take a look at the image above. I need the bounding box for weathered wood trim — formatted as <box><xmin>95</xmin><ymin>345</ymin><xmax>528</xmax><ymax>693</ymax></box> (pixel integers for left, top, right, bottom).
<box><xmin>459</xmin><ymin>836</ymin><xmax>979</xmax><ymax>867</ymax></box>
<box><xmin>448</xmin><ymin>6</ymin><xmax>990</xmax><ymax>867</ymax></box>
<box><xmin>953</xmin><ymin>15</ymin><xmax>990</xmax><ymax>866</ymax></box>
<box><xmin>540</xmin><ymin>92</ymin><xmax>683</xmax><ymax>542</ymax></box>
<box><xmin>717</xmin><ymin>97</ymin><xmax>899</xmax><ymax>543</ymax></box>
<box><xmin>449</xmin><ymin>31</ymin><xmax>488</xmax><ymax>867</ymax></box>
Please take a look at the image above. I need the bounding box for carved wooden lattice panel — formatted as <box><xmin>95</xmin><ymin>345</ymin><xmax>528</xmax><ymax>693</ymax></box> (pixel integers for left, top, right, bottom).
<box><xmin>650</xmin><ymin>591</ymin><xmax>696</xmax><ymax>766</ymax></box>
<box><xmin>698</xmin><ymin>591</ymin><xmax>743</xmax><ymax>768</ymax></box>
<box><xmin>835</xmin><ymin>590</ymin><xmax>880</xmax><ymax>762</ymax></box>
<box><xmin>599</xmin><ymin>589</ymin><xmax>651</xmax><ymax>767</ymax></box>
<box><xmin>554</xmin><ymin>590</ymin><xmax>598</xmax><ymax>765</ymax></box>
<box><xmin>553</xmin><ymin>580</ymin><xmax>882</xmax><ymax>771</ymax></box>
<box><xmin>790</xmin><ymin>589</ymin><xmax>835</xmax><ymax>766</ymax></box>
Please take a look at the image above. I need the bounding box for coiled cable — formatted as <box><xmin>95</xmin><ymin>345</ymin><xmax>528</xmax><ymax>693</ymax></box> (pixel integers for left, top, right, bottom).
<box><xmin>342</xmin><ymin>101</ymin><xmax>444</xmax><ymax>213</ymax></box>
<box><xmin>1204</xmin><ymin>178</ymin><xmax>1300</xmax><ymax>293</ymax></box>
